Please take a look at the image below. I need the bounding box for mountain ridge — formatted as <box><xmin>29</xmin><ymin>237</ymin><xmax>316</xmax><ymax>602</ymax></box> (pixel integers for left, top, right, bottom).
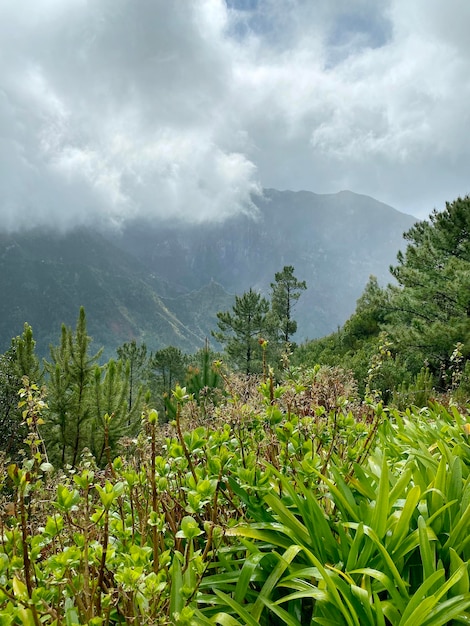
<box><xmin>0</xmin><ymin>188</ymin><xmax>417</xmax><ymax>356</ymax></box>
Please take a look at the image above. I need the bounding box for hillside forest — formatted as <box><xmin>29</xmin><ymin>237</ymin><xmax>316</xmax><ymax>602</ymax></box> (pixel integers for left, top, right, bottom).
<box><xmin>1</xmin><ymin>196</ymin><xmax>470</xmax><ymax>624</ymax></box>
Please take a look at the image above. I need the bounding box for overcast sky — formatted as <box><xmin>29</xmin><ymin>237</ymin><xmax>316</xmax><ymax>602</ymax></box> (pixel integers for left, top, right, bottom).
<box><xmin>1</xmin><ymin>0</ymin><xmax>469</xmax><ymax>230</ymax></box>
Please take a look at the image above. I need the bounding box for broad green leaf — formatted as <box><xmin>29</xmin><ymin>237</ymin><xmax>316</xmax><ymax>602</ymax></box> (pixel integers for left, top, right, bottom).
<box><xmin>398</xmin><ymin>569</ymin><xmax>446</xmax><ymax>625</ymax></box>
<box><xmin>234</xmin><ymin>551</ymin><xmax>266</xmax><ymax>604</ymax></box>
<box><xmin>212</xmin><ymin>589</ymin><xmax>261</xmax><ymax>626</ymax></box>
<box><xmin>350</xmin><ymin>568</ymin><xmax>406</xmax><ymax>613</ymax></box>
<box><xmin>449</xmin><ymin>548</ymin><xmax>470</xmax><ymax>597</ymax></box>
<box><xmin>347</xmin><ymin>523</ymin><xmax>409</xmax><ymax>597</ymax></box>
<box><xmin>371</xmin><ymin>454</ymin><xmax>389</xmax><ymax>539</ymax></box>
<box><xmin>387</xmin><ymin>485</ymin><xmax>421</xmax><ymax>554</ymax></box>
<box><xmin>263</xmin><ymin>493</ymin><xmax>311</xmax><ymax>547</ymax></box>
<box><xmin>251</xmin><ymin>544</ymin><xmax>302</xmax><ymax>621</ymax></box>
<box><xmin>420</xmin><ymin>595</ymin><xmax>470</xmax><ymax>626</ymax></box>
<box><xmin>170</xmin><ymin>556</ymin><xmax>184</xmax><ymax>617</ymax></box>
<box><xmin>418</xmin><ymin>515</ymin><xmax>436</xmax><ymax>581</ymax></box>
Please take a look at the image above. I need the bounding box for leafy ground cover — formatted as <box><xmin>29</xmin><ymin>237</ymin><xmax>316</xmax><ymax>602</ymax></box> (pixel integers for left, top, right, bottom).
<box><xmin>1</xmin><ymin>368</ymin><xmax>470</xmax><ymax>625</ymax></box>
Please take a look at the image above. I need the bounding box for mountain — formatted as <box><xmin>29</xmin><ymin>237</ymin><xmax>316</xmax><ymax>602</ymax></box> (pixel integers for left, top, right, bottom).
<box><xmin>113</xmin><ymin>188</ymin><xmax>417</xmax><ymax>341</ymax></box>
<box><xmin>0</xmin><ymin>228</ymin><xmax>232</xmax><ymax>357</ymax></box>
<box><xmin>0</xmin><ymin>188</ymin><xmax>417</xmax><ymax>357</ymax></box>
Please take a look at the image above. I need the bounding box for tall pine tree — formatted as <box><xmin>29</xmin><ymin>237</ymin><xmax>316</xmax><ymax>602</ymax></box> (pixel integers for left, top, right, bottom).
<box><xmin>44</xmin><ymin>307</ymin><xmax>102</xmax><ymax>466</ymax></box>
<box><xmin>388</xmin><ymin>196</ymin><xmax>470</xmax><ymax>378</ymax></box>
<box><xmin>270</xmin><ymin>266</ymin><xmax>306</xmax><ymax>345</ymax></box>
<box><xmin>213</xmin><ymin>288</ymin><xmax>269</xmax><ymax>374</ymax></box>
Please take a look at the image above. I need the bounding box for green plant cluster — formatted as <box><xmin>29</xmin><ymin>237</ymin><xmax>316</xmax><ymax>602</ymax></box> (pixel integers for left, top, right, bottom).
<box><xmin>0</xmin><ymin>366</ymin><xmax>470</xmax><ymax>625</ymax></box>
<box><xmin>294</xmin><ymin>196</ymin><xmax>470</xmax><ymax>400</ymax></box>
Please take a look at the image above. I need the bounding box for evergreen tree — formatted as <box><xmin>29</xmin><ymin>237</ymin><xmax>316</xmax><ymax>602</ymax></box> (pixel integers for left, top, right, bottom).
<box><xmin>11</xmin><ymin>323</ymin><xmax>41</xmax><ymax>383</ymax></box>
<box><xmin>270</xmin><ymin>266</ymin><xmax>307</xmax><ymax>345</ymax></box>
<box><xmin>44</xmin><ymin>307</ymin><xmax>102</xmax><ymax>466</ymax></box>
<box><xmin>149</xmin><ymin>346</ymin><xmax>187</xmax><ymax>395</ymax></box>
<box><xmin>341</xmin><ymin>276</ymin><xmax>389</xmax><ymax>350</ymax></box>
<box><xmin>0</xmin><ymin>347</ymin><xmax>26</xmax><ymax>461</ymax></box>
<box><xmin>185</xmin><ymin>341</ymin><xmax>222</xmax><ymax>413</ymax></box>
<box><xmin>213</xmin><ymin>288</ymin><xmax>269</xmax><ymax>374</ymax></box>
<box><xmin>116</xmin><ymin>339</ymin><xmax>148</xmax><ymax>412</ymax></box>
<box><xmin>388</xmin><ymin>196</ymin><xmax>470</xmax><ymax>379</ymax></box>
<box><xmin>0</xmin><ymin>325</ymin><xmax>41</xmax><ymax>461</ymax></box>
<box><xmin>148</xmin><ymin>346</ymin><xmax>187</xmax><ymax>418</ymax></box>
<box><xmin>90</xmin><ymin>358</ymin><xmax>141</xmax><ymax>465</ymax></box>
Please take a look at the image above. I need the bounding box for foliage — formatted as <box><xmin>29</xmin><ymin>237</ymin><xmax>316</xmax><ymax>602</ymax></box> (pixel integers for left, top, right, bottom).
<box><xmin>295</xmin><ymin>195</ymin><xmax>470</xmax><ymax>397</ymax></box>
<box><xmin>270</xmin><ymin>265</ymin><xmax>307</xmax><ymax>346</ymax></box>
<box><xmin>213</xmin><ymin>288</ymin><xmax>270</xmax><ymax>375</ymax></box>
<box><xmin>1</xmin><ymin>356</ymin><xmax>470</xmax><ymax>624</ymax></box>
<box><xmin>11</xmin><ymin>323</ymin><xmax>41</xmax><ymax>384</ymax></box>
<box><xmin>185</xmin><ymin>343</ymin><xmax>223</xmax><ymax>418</ymax></box>
<box><xmin>43</xmin><ymin>307</ymin><xmax>103</xmax><ymax>466</ymax></box>
<box><xmin>90</xmin><ymin>358</ymin><xmax>142</xmax><ymax>465</ymax></box>
<box><xmin>0</xmin><ymin>325</ymin><xmax>42</xmax><ymax>462</ymax></box>
<box><xmin>148</xmin><ymin>346</ymin><xmax>188</xmax><ymax>420</ymax></box>
<box><xmin>386</xmin><ymin>196</ymin><xmax>470</xmax><ymax>380</ymax></box>
<box><xmin>4</xmin><ymin>195</ymin><xmax>470</xmax><ymax>623</ymax></box>
<box><xmin>0</xmin><ymin>348</ymin><xmax>26</xmax><ymax>462</ymax></box>
<box><xmin>116</xmin><ymin>340</ymin><xmax>148</xmax><ymax>412</ymax></box>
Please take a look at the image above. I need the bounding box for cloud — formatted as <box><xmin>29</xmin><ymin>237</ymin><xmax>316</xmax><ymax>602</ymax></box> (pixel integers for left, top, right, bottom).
<box><xmin>1</xmin><ymin>0</ymin><xmax>470</xmax><ymax>230</ymax></box>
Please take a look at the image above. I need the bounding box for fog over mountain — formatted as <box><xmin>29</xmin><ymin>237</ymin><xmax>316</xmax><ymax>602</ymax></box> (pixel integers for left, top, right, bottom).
<box><xmin>0</xmin><ymin>189</ymin><xmax>416</xmax><ymax>356</ymax></box>
<box><xmin>1</xmin><ymin>0</ymin><xmax>470</xmax><ymax>233</ymax></box>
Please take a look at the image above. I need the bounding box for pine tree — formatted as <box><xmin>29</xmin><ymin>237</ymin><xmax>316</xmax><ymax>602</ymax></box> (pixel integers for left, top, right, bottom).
<box><xmin>213</xmin><ymin>288</ymin><xmax>269</xmax><ymax>374</ymax></box>
<box><xmin>0</xmin><ymin>324</ymin><xmax>41</xmax><ymax>461</ymax></box>
<box><xmin>148</xmin><ymin>346</ymin><xmax>187</xmax><ymax>419</ymax></box>
<box><xmin>185</xmin><ymin>340</ymin><xmax>222</xmax><ymax>414</ymax></box>
<box><xmin>270</xmin><ymin>266</ymin><xmax>306</xmax><ymax>345</ymax></box>
<box><xmin>0</xmin><ymin>347</ymin><xmax>26</xmax><ymax>461</ymax></box>
<box><xmin>388</xmin><ymin>196</ymin><xmax>470</xmax><ymax>380</ymax></box>
<box><xmin>90</xmin><ymin>358</ymin><xmax>140</xmax><ymax>465</ymax></box>
<box><xmin>44</xmin><ymin>307</ymin><xmax>102</xmax><ymax>466</ymax></box>
<box><xmin>11</xmin><ymin>323</ymin><xmax>41</xmax><ymax>383</ymax></box>
<box><xmin>116</xmin><ymin>340</ymin><xmax>148</xmax><ymax>412</ymax></box>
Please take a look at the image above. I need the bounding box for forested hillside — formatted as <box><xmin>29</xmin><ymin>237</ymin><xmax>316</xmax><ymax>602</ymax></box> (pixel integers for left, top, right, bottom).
<box><xmin>295</xmin><ymin>195</ymin><xmax>470</xmax><ymax>402</ymax></box>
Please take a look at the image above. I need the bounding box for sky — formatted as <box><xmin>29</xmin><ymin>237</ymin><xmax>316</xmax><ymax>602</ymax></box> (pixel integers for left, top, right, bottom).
<box><xmin>1</xmin><ymin>0</ymin><xmax>470</xmax><ymax>231</ymax></box>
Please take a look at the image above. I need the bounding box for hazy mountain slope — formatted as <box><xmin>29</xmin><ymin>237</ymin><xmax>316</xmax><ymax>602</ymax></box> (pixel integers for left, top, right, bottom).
<box><xmin>0</xmin><ymin>228</ymin><xmax>228</xmax><ymax>357</ymax></box>
<box><xmin>0</xmin><ymin>188</ymin><xmax>417</xmax><ymax>356</ymax></box>
<box><xmin>114</xmin><ymin>189</ymin><xmax>417</xmax><ymax>340</ymax></box>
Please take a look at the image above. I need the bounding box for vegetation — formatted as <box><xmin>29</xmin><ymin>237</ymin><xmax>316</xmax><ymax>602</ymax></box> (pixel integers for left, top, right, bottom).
<box><xmin>0</xmin><ymin>365</ymin><xmax>470</xmax><ymax>624</ymax></box>
<box><xmin>213</xmin><ymin>266</ymin><xmax>307</xmax><ymax>375</ymax></box>
<box><xmin>295</xmin><ymin>196</ymin><xmax>470</xmax><ymax>399</ymax></box>
<box><xmin>270</xmin><ymin>265</ymin><xmax>307</xmax><ymax>346</ymax></box>
<box><xmin>1</xmin><ymin>197</ymin><xmax>470</xmax><ymax>623</ymax></box>
<box><xmin>212</xmin><ymin>288</ymin><xmax>271</xmax><ymax>375</ymax></box>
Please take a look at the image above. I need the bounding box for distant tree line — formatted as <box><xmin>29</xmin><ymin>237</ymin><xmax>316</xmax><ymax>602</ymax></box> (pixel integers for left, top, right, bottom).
<box><xmin>0</xmin><ymin>265</ymin><xmax>307</xmax><ymax>467</ymax></box>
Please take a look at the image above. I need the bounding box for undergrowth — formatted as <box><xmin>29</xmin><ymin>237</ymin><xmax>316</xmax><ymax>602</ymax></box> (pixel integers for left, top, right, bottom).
<box><xmin>1</xmin><ymin>368</ymin><xmax>470</xmax><ymax>624</ymax></box>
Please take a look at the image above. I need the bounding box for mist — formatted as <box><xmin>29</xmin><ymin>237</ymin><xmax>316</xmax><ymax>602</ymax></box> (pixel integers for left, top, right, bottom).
<box><xmin>1</xmin><ymin>0</ymin><xmax>470</xmax><ymax>231</ymax></box>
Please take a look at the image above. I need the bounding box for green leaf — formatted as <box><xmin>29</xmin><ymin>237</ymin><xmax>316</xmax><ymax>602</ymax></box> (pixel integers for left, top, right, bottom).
<box><xmin>234</xmin><ymin>551</ymin><xmax>266</xmax><ymax>604</ymax></box>
<box><xmin>176</xmin><ymin>516</ymin><xmax>203</xmax><ymax>540</ymax></box>
<box><xmin>418</xmin><ymin>515</ymin><xmax>436</xmax><ymax>581</ymax></box>
<box><xmin>12</xmin><ymin>576</ymin><xmax>28</xmax><ymax>600</ymax></box>
<box><xmin>371</xmin><ymin>454</ymin><xmax>389</xmax><ymax>539</ymax></box>
<box><xmin>448</xmin><ymin>549</ymin><xmax>470</xmax><ymax>597</ymax></box>
<box><xmin>398</xmin><ymin>570</ymin><xmax>445</xmax><ymax>625</ymax></box>
<box><xmin>212</xmin><ymin>589</ymin><xmax>261</xmax><ymax>626</ymax></box>
<box><xmin>251</xmin><ymin>544</ymin><xmax>302</xmax><ymax>621</ymax></box>
<box><xmin>170</xmin><ymin>556</ymin><xmax>184</xmax><ymax>618</ymax></box>
<box><xmin>420</xmin><ymin>595</ymin><xmax>470</xmax><ymax>626</ymax></box>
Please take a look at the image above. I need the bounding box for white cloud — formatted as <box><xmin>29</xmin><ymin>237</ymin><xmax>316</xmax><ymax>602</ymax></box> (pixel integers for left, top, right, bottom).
<box><xmin>0</xmin><ymin>0</ymin><xmax>469</xmax><ymax>230</ymax></box>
